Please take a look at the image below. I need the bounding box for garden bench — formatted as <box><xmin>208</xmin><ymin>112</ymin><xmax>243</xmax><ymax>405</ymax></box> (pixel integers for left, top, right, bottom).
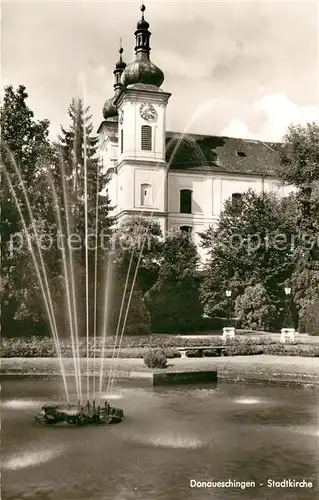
<box><xmin>176</xmin><ymin>346</ymin><xmax>226</xmax><ymax>358</ymax></box>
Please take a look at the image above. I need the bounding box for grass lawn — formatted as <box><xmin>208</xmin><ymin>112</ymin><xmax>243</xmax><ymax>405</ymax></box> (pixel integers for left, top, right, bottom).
<box><xmin>1</xmin><ymin>356</ymin><xmax>319</xmax><ymax>385</ymax></box>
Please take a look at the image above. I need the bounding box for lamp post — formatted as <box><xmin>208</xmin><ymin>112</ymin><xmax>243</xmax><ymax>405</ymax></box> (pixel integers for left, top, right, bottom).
<box><xmin>223</xmin><ymin>289</ymin><xmax>235</xmax><ymax>340</ymax></box>
<box><xmin>284</xmin><ymin>286</ymin><xmax>291</xmax><ymax>328</ymax></box>
<box><xmin>225</xmin><ymin>290</ymin><xmax>232</xmax><ymax>326</ymax></box>
<box><xmin>281</xmin><ymin>285</ymin><xmax>295</xmax><ymax>343</ymax></box>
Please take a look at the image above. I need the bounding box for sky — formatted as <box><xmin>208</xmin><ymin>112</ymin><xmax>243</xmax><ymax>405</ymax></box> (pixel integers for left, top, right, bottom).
<box><xmin>2</xmin><ymin>0</ymin><xmax>319</xmax><ymax>142</ymax></box>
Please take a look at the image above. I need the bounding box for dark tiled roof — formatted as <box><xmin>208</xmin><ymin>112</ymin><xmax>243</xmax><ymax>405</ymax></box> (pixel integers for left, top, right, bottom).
<box><xmin>165</xmin><ymin>132</ymin><xmax>283</xmax><ymax>176</ymax></box>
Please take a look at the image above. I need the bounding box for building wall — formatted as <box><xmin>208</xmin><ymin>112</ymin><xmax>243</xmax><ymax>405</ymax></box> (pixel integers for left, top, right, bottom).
<box><xmin>98</xmin><ymin>109</ymin><xmax>294</xmax><ymax>262</ymax></box>
<box><xmin>166</xmin><ymin>170</ymin><xmax>291</xmax><ymax>261</ymax></box>
<box><xmin>168</xmin><ymin>169</ymin><xmax>283</xmax><ymax>222</ymax></box>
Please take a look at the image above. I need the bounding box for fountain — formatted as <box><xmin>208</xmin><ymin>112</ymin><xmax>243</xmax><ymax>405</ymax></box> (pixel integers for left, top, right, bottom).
<box><xmin>34</xmin><ymin>400</ymin><xmax>124</xmax><ymax>426</ymax></box>
<box><xmin>2</xmin><ymin>97</ymin><xmax>126</xmax><ymax>425</ymax></box>
<box><xmin>2</xmin><ymin>86</ymin><xmax>216</xmax><ymax>429</ymax></box>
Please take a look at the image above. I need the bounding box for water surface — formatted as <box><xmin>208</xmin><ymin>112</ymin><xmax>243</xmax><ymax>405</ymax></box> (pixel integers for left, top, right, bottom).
<box><xmin>1</xmin><ymin>378</ymin><xmax>318</xmax><ymax>500</ymax></box>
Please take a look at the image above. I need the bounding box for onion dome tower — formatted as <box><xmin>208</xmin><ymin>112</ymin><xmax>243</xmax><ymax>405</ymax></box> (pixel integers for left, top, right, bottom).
<box><xmin>121</xmin><ymin>4</ymin><xmax>164</xmax><ymax>88</ymax></box>
<box><xmin>102</xmin><ymin>44</ymin><xmax>126</xmax><ymax>121</ymax></box>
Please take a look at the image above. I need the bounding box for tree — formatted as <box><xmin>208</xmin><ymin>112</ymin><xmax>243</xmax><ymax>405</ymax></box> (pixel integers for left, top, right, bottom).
<box><xmin>34</xmin><ymin>97</ymin><xmax>114</xmax><ymax>336</ymax></box>
<box><xmin>200</xmin><ymin>189</ymin><xmax>296</xmax><ymax>324</ymax></box>
<box><xmin>111</xmin><ymin>215</ymin><xmax>163</xmax><ymax>295</ymax></box>
<box><xmin>235</xmin><ymin>284</ymin><xmax>277</xmax><ymax>331</ymax></box>
<box><xmin>276</xmin><ymin>123</ymin><xmax>319</xmax><ymax>331</ymax></box>
<box><xmin>0</xmin><ymin>85</ymin><xmax>51</xmax><ymax>334</ymax></box>
<box><xmin>58</xmin><ymin>98</ymin><xmax>101</xmax><ymax>206</ymax></box>
<box><xmin>1</xmin><ymin>93</ymin><xmax>114</xmax><ymax>337</ymax></box>
<box><xmin>298</xmin><ymin>298</ymin><xmax>319</xmax><ymax>335</ymax></box>
<box><xmin>106</xmin><ymin>265</ymin><xmax>151</xmax><ymax>336</ymax></box>
<box><xmin>276</xmin><ymin>122</ymin><xmax>319</xmax><ymax>189</ymax></box>
<box><xmin>145</xmin><ymin>229</ymin><xmax>203</xmax><ymax>333</ymax></box>
<box><xmin>0</xmin><ymin>85</ymin><xmax>50</xmax><ymax>181</ymax></box>
<box><xmin>100</xmin><ymin>215</ymin><xmax>163</xmax><ymax>336</ymax></box>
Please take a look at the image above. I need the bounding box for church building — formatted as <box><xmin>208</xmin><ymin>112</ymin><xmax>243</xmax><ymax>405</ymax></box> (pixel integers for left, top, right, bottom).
<box><xmin>98</xmin><ymin>4</ymin><xmax>286</xmax><ymax>259</ymax></box>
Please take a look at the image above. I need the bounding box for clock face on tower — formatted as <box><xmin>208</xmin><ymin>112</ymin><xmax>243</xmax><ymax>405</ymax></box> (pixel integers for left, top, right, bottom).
<box><xmin>139</xmin><ymin>103</ymin><xmax>157</xmax><ymax>121</ymax></box>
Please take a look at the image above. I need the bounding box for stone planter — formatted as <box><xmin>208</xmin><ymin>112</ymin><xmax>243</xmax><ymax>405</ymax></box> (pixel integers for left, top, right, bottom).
<box><xmin>222</xmin><ymin>327</ymin><xmax>236</xmax><ymax>341</ymax></box>
<box><xmin>280</xmin><ymin>328</ymin><xmax>295</xmax><ymax>343</ymax></box>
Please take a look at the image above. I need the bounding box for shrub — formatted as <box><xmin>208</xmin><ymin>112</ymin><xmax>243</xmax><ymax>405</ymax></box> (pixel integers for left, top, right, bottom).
<box><xmin>2</xmin><ymin>334</ymin><xmax>317</xmax><ymax>358</ymax></box>
<box><xmin>298</xmin><ymin>299</ymin><xmax>319</xmax><ymax>336</ymax></box>
<box><xmin>263</xmin><ymin>344</ymin><xmax>319</xmax><ymax>357</ymax></box>
<box><xmin>224</xmin><ymin>345</ymin><xmax>264</xmax><ymax>356</ymax></box>
<box><xmin>143</xmin><ymin>348</ymin><xmax>167</xmax><ymax>368</ymax></box>
<box><xmin>0</xmin><ymin>335</ymin><xmax>275</xmax><ymax>357</ymax></box>
<box><xmin>225</xmin><ymin>336</ymin><xmax>275</xmax><ymax>346</ymax></box>
<box><xmin>184</xmin><ymin>349</ymin><xmax>202</xmax><ymax>358</ymax></box>
<box><xmin>0</xmin><ymin>337</ymin><xmax>57</xmax><ymax>357</ymax></box>
<box><xmin>196</xmin><ymin>316</ymin><xmax>228</xmax><ymax>332</ymax></box>
<box><xmin>203</xmin><ymin>349</ymin><xmax>223</xmax><ymax>357</ymax></box>
<box><xmin>235</xmin><ymin>284</ymin><xmax>277</xmax><ymax>331</ymax></box>
<box><xmin>163</xmin><ymin>347</ymin><xmax>181</xmax><ymax>359</ymax></box>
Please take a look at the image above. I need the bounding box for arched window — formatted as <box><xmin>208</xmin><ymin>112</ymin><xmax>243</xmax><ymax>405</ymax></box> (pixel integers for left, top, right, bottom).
<box><xmin>141</xmin><ymin>183</ymin><xmax>152</xmax><ymax>206</ymax></box>
<box><xmin>180</xmin><ymin>225</ymin><xmax>193</xmax><ymax>235</ymax></box>
<box><xmin>120</xmin><ymin>129</ymin><xmax>123</xmax><ymax>154</ymax></box>
<box><xmin>141</xmin><ymin>125</ymin><xmax>152</xmax><ymax>151</ymax></box>
<box><xmin>232</xmin><ymin>192</ymin><xmax>242</xmax><ymax>203</ymax></box>
<box><xmin>180</xmin><ymin>189</ymin><xmax>192</xmax><ymax>214</ymax></box>
<box><xmin>231</xmin><ymin>192</ymin><xmax>242</xmax><ymax>212</ymax></box>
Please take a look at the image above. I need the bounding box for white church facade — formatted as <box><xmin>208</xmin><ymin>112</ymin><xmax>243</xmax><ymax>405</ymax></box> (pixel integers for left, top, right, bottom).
<box><xmin>98</xmin><ymin>5</ymin><xmax>287</xmax><ymax>259</ymax></box>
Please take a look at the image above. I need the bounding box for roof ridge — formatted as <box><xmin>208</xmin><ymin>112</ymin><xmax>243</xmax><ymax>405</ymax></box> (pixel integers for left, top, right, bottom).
<box><xmin>166</xmin><ymin>131</ymin><xmax>283</xmax><ymax>145</ymax></box>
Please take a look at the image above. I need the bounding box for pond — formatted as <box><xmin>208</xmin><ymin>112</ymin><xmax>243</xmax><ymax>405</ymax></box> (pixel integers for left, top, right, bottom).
<box><xmin>1</xmin><ymin>378</ymin><xmax>318</xmax><ymax>500</ymax></box>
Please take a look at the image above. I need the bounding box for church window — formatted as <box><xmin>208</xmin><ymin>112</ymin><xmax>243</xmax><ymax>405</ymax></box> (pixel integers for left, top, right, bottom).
<box><xmin>180</xmin><ymin>225</ymin><xmax>193</xmax><ymax>235</ymax></box>
<box><xmin>232</xmin><ymin>193</ymin><xmax>243</xmax><ymax>210</ymax></box>
<box><xmin>141</xmin><ymin>183</ymin><xmax>152</xmax><ymax>206</ymax></box>
<box><xmin>180</xmin><ymin>189</ymin><xmax>192</xmax><ymax>214</ymax></box>
<box><xmin>141</xmin><ymin>125</ymin><xmax>152</xmax><ymax>151</ymax></box>
<box><xmin>120</xmin><ymin>129</ymin><xmax>123</xmax><ymax>154</ymax></box>
<box><xmin>232</xmin><ymin>192</ymin><xmax>242</xmax><ymax>202</ymax></box>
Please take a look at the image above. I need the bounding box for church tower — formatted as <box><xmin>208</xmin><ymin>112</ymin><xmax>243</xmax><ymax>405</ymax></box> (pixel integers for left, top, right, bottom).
<box><xmin>112</xmin><ymin>4</ymin><xmax>171</xmax><ymax>233</ymax></box>
<box><xmin>98</xmin><ymin>44</ymin><xmax>126</xmax><ymax>207</ymax></box>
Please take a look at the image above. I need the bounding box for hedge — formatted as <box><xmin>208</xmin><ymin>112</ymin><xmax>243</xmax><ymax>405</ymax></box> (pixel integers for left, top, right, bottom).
<box><xmin>1</xmin><ymin>336</ymin><xmax>319</xmax><ymax>357</ymax></box>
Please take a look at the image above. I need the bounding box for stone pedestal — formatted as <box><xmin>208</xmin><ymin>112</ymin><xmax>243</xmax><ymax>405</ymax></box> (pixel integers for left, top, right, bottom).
<box><xmin>280</xmin><ymin>328</ymin><xmax>295</xmax><ymax>343</ymax></box>
<box><xmin>222</xmin><ymin>327</ymin><xmax>236</xmax><ymax>341</ymax></box>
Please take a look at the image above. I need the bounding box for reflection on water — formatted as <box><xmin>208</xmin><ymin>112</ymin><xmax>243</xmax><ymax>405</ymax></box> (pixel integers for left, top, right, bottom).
<box><xmin>128</xmin><ymin>432</ymin><xmax>203</xmax><ymax>449</ymax></box>
<box><xmin>1</xmin><ymin>379</ymin><xmax>319</xmax><ymax>500</ymax></box>
<box><xmin>291</xmin><ymin>426</ymin><xmax>319</xmax><ymax>437</ymax></box>
<box><xmin>2</xmin><ymin>445</ymin><xmax>64</xmax><ymax>470</ymax></box>
<box><xmin>100</xmin><ymin>392</ymin><xmax>123</xmax><ymax>400</ymax></box>
<box><xmin>1</xmin><ymin>399</ymin><xmax>41</xmax><ymax>410</ymax></box>
<box><xmin>234</xmin><ymin>398</ymin><xmax>262</xmax><ymax>404</ymax></box>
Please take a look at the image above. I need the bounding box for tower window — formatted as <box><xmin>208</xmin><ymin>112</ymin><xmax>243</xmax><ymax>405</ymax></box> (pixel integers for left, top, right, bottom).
<box><xmin>180</xmin><ymin>189</ymin><xmax>192</xmax><ymax>214</ymax></box>
<box><xmin>141</xmin><ymin>183</ymin><xmax>152</xmax><ymax>206</ymax></box>
<box><xmin>141</xmin><ymin>125</ymin><xmax>152</xmax><ymax>151</ymax></box>
<box><xmin>180</xmin><ymin>225</ymin><xmax>193</xmax><ymax>235</ymax></box>
<box><xmin>120</xmin><ymin>129</ymin><xmax>123</xmax><ymax>154</ymax></box>
<box><xmin>236</xmin><ymin>151</ymin><xmax>246</xmax><ymax>157</ymax></box>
